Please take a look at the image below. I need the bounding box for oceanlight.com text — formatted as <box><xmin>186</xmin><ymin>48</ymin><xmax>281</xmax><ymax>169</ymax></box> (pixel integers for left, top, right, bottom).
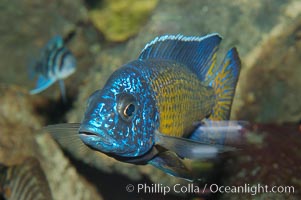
<box><xmin>125</xmin><ymin>183</ymin><xmax>295</xmax><ymax>196</ymax></box>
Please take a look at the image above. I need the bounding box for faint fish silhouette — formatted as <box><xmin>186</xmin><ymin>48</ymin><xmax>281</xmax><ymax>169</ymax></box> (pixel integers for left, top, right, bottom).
<box><xmin>29</xmin><ymin>35</ymin><xmax>76</xmax><ymax>102</ymax></box>
<box><xmin>0</xmin><ymin>157</ymin><xmax>53</xmax><ymax>200</ymax></box>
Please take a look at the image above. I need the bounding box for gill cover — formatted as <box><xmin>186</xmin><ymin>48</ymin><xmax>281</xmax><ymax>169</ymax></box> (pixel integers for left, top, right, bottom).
<box><xmin>79</xmin><ymin>66</ymin><xmax>159</xmax><ymax>157</ymax></box>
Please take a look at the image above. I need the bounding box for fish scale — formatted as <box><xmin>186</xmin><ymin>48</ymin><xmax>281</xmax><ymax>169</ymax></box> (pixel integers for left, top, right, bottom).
<box><xmin>145</xmin><ymin>60</ymin><xmax>216</xmax><ymax>137</ymax></box>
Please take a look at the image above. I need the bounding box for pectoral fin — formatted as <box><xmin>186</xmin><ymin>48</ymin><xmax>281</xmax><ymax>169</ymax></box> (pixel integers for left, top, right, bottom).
<box><xmin>189</xmin><ymin>120</ymin><xmax>248</xmax><ymax>147</ymax></box>
<box><xmin>154</xmin><ymin>130</ymin><xmax>235</xmax><ymax>160</ymax></box>
<box><xmin>30</xmin><ymin>75</ymin><xmax>55</xmax><ymax>95</ymax></box>
<box><xmin>44</xmin><ymin>123</ymin><xmax>91</xmax><ymax>156</ymax></box>
<box><xmin>148</xmin><ymin>151</ymin><xmax>195</xmax><ymax>181</ymax></box>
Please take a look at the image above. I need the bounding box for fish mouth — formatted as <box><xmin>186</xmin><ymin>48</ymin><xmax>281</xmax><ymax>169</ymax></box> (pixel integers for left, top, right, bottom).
<box><xmin>78</xmin><ymin>126</ymin><xmax>112</xmax><ymax>148</ymax></box>
<box><xmin>79</xmin><ymin>131</ymin><xmax>101</xmax><ymax>142</ymax></box>
<box><xmin>78</xmin><ymin>125</ymin><xmax>132</xmax><ymax>155</ymax></box>
<box><xmin>79</xmin><ymin>131</ymin><xmax>98</xmax><ymax>137</ymax></box>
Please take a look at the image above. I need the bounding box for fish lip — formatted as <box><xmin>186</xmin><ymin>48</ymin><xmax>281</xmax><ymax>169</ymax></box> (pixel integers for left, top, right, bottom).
<box><xmin>78</xmin><ymin>125</ymin><xmax>131</xmax><ymax>155</ymax></box>
<box><xmin>79</xmin><ymin>131</ymin><xmax>98</xmax><ymax>137</ymax></box>
<box><xmin>79</xmin><ymin>132</ymin><xmax>103</xmax><ymax>144</ymax></box>
<box><xmin>78</xmin><ymin>126</ymin><xmax>112</xmax><ymax>146</ymax></box>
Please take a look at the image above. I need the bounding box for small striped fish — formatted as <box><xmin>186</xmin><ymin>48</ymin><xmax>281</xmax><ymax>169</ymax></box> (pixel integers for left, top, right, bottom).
<box><xmin>29</xmin><ymin>35</ymin><xmax>76</xmax><ymax>101</ymax></box>
<box><xmin>0</xmin><ymin>158</ymin><xmax>53</xmax><ymax>200</ymax></box>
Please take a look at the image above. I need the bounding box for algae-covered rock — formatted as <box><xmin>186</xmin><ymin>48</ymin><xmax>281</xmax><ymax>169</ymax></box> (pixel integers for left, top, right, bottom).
<box><xmin>235</xmin><ymin>15</ymin><xmax>301</xmax><ymax>123</ymax></box>
<box><xmin>0</xmin><ymin>85</ymin><xmax>43</xmax><ymax>164</ymax></box>
<box><xmin>88</xmin><ymin>0</ymin><xmax>158</xmax><ymax>42</ymax></box>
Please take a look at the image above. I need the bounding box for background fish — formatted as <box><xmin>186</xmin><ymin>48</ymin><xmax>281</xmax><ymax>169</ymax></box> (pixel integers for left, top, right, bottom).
<box><xmin>47</xmin><ymin>33</ymin><xmax>241</xmax><ymax>181</ymax></box>
<box><xmin>0</xmin><ymin>157</ymin><xmax>53</xmax><ymax>200</ymax></box>
<box><xmin>29</xmin><ymin>35</ymin><xmax>76</xmax><ymax>102</ymax></box>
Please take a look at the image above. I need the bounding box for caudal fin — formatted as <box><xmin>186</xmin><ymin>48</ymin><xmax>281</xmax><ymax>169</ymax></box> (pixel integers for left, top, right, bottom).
<box><xmin>205</xmin><ymin>48</ymin><xmax>241</xmax><ymax>120</ymax></box>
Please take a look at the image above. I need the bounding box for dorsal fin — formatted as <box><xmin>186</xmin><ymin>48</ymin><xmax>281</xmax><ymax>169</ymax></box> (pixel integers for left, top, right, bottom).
<box><xmin>139</xmin><ymin>34</ymin><xmax>222</xmax><ymax>81</ymax></box>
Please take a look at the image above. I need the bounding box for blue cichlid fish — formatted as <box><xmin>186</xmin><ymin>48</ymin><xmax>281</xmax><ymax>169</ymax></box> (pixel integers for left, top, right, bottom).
<box><xmin>29</xmin><ymin>35</ymin><xmax>76</xmax><ymax>101</ymax></box>
<box><xmin>47</xmin><ymin>34</ymin><xmax>242</xmax><ymax>181</ymax></box>
<box><xmin>0</xmin><ymin>158</ymin><xmax>53</xmax><ymax>200</ymax></box>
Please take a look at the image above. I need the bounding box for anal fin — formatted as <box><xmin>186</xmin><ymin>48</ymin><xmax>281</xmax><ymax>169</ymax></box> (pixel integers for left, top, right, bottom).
<box><xmin>59</xmin><ymin>80</ymin><xmax>67</xmax><ymax>103</ymax></box>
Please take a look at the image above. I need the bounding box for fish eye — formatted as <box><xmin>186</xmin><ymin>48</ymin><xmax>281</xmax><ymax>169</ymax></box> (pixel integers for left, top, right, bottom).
<box><xmin>124</xmin><ymin>103</ymin><xmax>135</xmax><ymax>117</ymax></box>
<box><xmin>117</xmin><ymin>94</ymin><xmax>137</xmax><ymax>121</ymax></box>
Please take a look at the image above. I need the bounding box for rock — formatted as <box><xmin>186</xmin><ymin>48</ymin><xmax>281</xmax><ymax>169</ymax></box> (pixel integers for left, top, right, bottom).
<box><xmin>0</xmin><ymin>85</ymin><xmax>43</xmax><ymax>164</ymax></box>
<box><xmin>88</xmin><ymin>0</ymin><xmax>159</xmax><ymax>42</ymax></box>
<box><xmin>36</xmin><ymin>133</ymin><xmax>103</xmax><ymax>200</ymax></box>
<box><xmin>234</xmin><ymin>15</ymin><xmax>301</xmax><ymax>122</ymax></box>
<box><xmin>0</xmin><ymin>85</ymin><xmax>103</xmax><ymax>200</ymax></box>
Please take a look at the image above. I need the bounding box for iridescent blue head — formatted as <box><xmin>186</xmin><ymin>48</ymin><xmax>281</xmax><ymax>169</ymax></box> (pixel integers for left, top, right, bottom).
<box><xmin>79</xmin><ymin>62</ymin><xmax>159</xmax><ymax>158</ymax></box>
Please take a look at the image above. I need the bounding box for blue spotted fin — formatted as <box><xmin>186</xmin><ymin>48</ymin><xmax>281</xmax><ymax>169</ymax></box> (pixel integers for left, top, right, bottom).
<box><xmin>30</xmin><ymin>75</ymin><xmax>55</xmax><ymax>95</ymax></box>
<box><xmin>139</xmin><ymin>34</ymin><xmax>221</xmax><ymax>81</ymax></box>
<box><xmin>205</xmin><ymin>48</ymin><xmax>241</xmax><ymax>120</ymax></box>
<box><xmin>154</xmin><ymin>130</ymin><xmax>236</xmax><ymax>160</ymax></box>
<box><xmin>189</xmin><ymin>120</ymin><xmax>248</xmax><ymax>147</ymax></box>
